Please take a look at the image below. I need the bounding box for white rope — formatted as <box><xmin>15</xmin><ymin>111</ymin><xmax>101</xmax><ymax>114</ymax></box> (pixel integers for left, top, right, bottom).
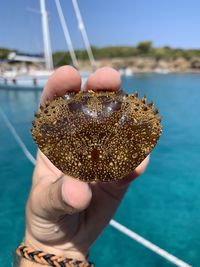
<box><xmin>54</xmin><ymin>0</ymin><xmax>79</xmax><ymax>68</ymax></box>
<box><xmin>110</xmin><ymin>220</ymin><xmax>192</xmax><ymax>267</ymax></box>
<box><xmin>71</xmin><ymin>0</ymin><xmax>96</xmax><ymax>68</ymax></box>
<box><xmin>0</xmin><ymin>108</ymin><xmax>36</xmax><ymax>165</ymax></box>
<box><xmin>0</xmin><ymin>108</ymin><xmax>192</xmax><ymax>267</ymax></box>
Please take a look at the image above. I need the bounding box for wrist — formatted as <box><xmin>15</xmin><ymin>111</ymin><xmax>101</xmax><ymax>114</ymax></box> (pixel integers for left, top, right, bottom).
<box><xmin>16</xmin><ymin>242</ymin><xmax>93</xmax><ymax>267</ymax></box>
<box><xmin>25</xmin><ymin>234</ymin><xmax>88</xmax><ymax>261</ymax></box>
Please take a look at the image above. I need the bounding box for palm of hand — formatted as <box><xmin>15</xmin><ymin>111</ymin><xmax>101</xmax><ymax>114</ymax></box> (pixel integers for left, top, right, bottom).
<box><xmin>25</xmin><ymin>66</ymin><xmax>149</xmax><ymax>261</ymax></box>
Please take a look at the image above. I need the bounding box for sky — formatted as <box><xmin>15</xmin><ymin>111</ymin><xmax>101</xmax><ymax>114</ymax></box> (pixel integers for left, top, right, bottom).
<box><xmin>0</xmin><ymin>0</ymin><xmax>200</xmax><ymax>53</ymax></box>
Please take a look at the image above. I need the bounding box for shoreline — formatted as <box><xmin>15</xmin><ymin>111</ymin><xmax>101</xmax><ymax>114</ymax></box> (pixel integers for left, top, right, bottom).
<box><xmin>77</xmin><ymin>56</ymin><xmax>200</xmax><ymax>74</ymax></box>
<box><xmin>1</xmin><ymin>56</ymin><xmax>200</xmax><ymax>75</ymax></box>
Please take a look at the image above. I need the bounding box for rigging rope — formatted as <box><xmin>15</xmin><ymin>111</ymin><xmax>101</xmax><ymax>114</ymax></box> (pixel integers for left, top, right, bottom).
<box><xmin>0</xmin><ymin>109</ymin><xmax>36</xmax><ymax>165</ymax></box>
<box><xmin>54</xmin><ymin>0</ymin><xmax>79</xmax><ymax>68</ymax></box>
<box><xmin>71</xmin><ymin>0</ymin><xmax>96</xmax><ymax>69</ymax></box>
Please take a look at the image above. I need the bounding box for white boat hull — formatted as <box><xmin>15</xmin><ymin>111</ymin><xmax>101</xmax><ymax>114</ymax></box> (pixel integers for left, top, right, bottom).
<box><xmin>0</xmin><ymin>72</ymin><xmax>89</xmax><ymax>90</ymax></box>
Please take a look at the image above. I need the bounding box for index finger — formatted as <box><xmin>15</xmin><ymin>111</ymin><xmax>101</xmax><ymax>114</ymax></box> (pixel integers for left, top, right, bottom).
<box><xmin>85</xmin><ymin>67</ymin><xmax>121</xmax><ymax>91</ymax></box>
<box><xmin>40</xmin><ymin>65</ymin><xmax>81</xmax><ymax>105</ymax></box>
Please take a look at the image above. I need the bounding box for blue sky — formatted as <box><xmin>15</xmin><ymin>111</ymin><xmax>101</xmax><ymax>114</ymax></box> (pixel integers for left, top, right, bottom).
<box><xmin>0</xmin><ymin>0</ymin><xmax>200</xmax><ymax>53</ymax></box>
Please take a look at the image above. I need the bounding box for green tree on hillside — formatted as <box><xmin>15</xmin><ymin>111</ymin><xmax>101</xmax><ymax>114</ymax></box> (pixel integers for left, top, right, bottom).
<box><xmin>137</xmin><ymin>41</ymin><xmax>152</xmax><ymax>54</ymax></box>
<box><xmin>0</xmin><ymin>48</ymin><xmax>11</xmax><ymax>59</ymax></box>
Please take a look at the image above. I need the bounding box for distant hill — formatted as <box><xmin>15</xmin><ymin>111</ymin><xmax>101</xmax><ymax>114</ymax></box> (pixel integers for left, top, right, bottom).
<box><xmin>1</xmin><ymin>42</ymin><xmax>200</xmax><ymax>72</ymax></box>
<box><xmin>52</xmin><ymin>42</ymin><xmax>200</xmax><ymax>67</ymax></box>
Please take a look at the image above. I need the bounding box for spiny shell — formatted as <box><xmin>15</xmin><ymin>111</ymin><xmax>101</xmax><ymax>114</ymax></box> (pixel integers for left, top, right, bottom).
<box><xmin>31</xmin><ymin>90</ymin><xmax>162</xmax><ymax>182</ymax></box>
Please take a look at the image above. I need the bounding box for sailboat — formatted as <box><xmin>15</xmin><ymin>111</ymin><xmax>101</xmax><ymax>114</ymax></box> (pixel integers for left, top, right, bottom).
<box><xmin>0</xmin><ymin>0</ymin><xmax>94</xmax><ymax>89</ymax></box>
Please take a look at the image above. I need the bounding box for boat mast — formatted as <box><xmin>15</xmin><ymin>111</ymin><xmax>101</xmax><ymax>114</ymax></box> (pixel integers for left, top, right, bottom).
<box><xmin>54</xmin><ymin>0</ymin><xmax>79</xmax><ymax>68</ymax></box>
<box><xmin>40</xmin><ymin>0</ymin><xmax>53</xmax><ymax>70</ymax></box>
<box><xmin>71</xmin><ymin>0</ymin><xmax>96</xmax><ymax>69</ymax></box>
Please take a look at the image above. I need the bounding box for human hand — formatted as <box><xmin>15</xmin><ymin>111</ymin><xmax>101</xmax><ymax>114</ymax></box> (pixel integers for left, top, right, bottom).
<box><xmin>21</xmin><ymin>66</ymin><xmax>149</xmax><ymax>266</ymax></box>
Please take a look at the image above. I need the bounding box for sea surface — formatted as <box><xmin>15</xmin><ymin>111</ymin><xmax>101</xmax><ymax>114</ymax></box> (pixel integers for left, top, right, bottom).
<box><xmin>0</xmin><ymin>74</ymin><xmax>200</xmax><ymax>267</ymax></box>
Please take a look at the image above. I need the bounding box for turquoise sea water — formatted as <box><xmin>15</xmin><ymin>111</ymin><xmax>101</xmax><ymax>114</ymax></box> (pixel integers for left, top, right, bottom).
<box><xmin>0</xmin><ymin>74</ymin><xmax>200</xmax><ymax>267</ymax></box>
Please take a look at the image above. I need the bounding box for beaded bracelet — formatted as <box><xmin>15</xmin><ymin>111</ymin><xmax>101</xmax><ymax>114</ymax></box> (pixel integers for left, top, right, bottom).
<box><xmin>16</xmin><ymin>244</ymin><xmax>94</xmax><ymax>267</ymax></box>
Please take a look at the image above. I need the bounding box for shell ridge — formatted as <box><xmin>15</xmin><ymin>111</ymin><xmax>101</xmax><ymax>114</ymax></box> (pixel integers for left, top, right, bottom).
<box><xmin>32</xmin><ymin>90</ymin><xmax>162</xmax><ymax>182</ymax></box>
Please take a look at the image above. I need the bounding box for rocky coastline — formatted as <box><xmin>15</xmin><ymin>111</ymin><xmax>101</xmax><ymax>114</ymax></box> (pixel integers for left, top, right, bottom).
<box><xmin>78</xmin><ymin>56</ymin><xmax>200</xmax><ymax>73</ymax></box>
<box><xmin>1</xmin><ymin>56</ymin><xmax>200</xmax><ymax>75</ymax></box>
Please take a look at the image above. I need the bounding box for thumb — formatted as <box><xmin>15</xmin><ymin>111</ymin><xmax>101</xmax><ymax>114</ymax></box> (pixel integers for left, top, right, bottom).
<box><xmin>30</xmin><ymin>175</ymin><xmax>92</xmax><ymax>218</ymax></box>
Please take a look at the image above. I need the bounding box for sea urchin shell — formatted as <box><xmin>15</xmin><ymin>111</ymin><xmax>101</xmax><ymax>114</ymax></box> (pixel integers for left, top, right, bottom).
<box><xmin>31</xmin><ymin>90</ymin><xmax>162</xmax><ymax>182</ymax></box>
